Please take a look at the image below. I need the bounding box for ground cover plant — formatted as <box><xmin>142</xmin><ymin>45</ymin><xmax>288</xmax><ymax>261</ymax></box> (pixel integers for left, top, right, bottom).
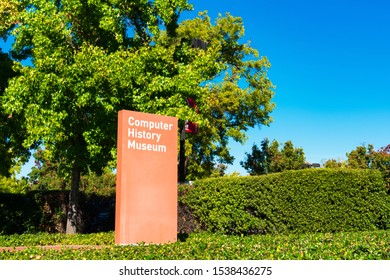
<box><xmin>1</xmin><ymin>230</ymin><xmax>389</xmax><ymax>260</ymax></box>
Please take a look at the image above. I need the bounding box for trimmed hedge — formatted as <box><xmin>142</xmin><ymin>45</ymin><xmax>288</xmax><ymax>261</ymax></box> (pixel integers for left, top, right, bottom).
<box><xmin>0</xmin><ymin>190</ymin><xmax>115</xmax><ymax>234</ymax></box>
<box><xmin>2</xmin><ymin>169</ymin><xmax>389</xmax><ymax>236</ymax></box>
<box><xmin>181</xmin><ymin>169</ymin><xmax>390</xmax><ymax>235</ymax></box>
<box><xmin>0</xmin><ymin>192</ymin><xmax>42</xmax><ymax>234</ymax></box>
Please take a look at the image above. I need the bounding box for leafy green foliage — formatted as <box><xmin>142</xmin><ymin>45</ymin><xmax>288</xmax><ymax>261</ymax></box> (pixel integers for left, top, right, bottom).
<box><xmin>0</xmin><ymin>189</ymin><xmax>115</xmax><ymax>234</ymax></box>
<box><xmin>0</xmin><ymin>1</ymin><xmax>22</xmax><ymax>38</ymax></box>
<box><xmin>0</xmin><ymin>231</ymin><xmax>115</xmax><ymax>247</ymax></box>
<box><xmin>181</xmin><ymin>169</ymin><xmax>390</xmax><ymax>235</ymax></box>
<box><xmin>1</xmin><ymin>0</ymin><xmax>275</xmax><ymax>231</ymax></box>
<box><xmin>0</xmin><ymin>176</ymin><xmax>29</xmax><ymax>194</ymax></box>
<box><xmin>28</xmin><ymin>147</ymin><xmax>116</xmax><ymax>194</ymax></box>
<box><xmin>325</xmin><ymin>144</ymin><xmax>390</xmax><ymax>189</ymax></box>
<box><xmin>323</xmin><ymin>158</ymin><xmax>347</xmax><ymax>168</ymax></box>
<box><xmin>240</xmin><ymin>138</ymin><xmax>306</xmax><ymax>175</ymax></box>
<box><xmin>347</xmin><ymin>145</ymin><xmax>374</xmax><ymax>168</ymax></box>
<box><xmin>0</xmin><ymin>49</ymin><xmax>31</xmax><ymax>177</ymax></box>
<box><xmin>1</xmin><ymin>230</ymin><xmax>389</xmax><ymax>260</ymax></box>
<box><xmin>0</xmin><ymin>192</ymin><xmax>42</xmax><ymax>234</ymax></box>
<box><xmin>1</xmin><ymin>0</ymin><xmax>275</xmax><ymax>179</ymax></box>
<box><xmin>372</xmin><ymin>145</ymin><xmax>390</xmax><ymax>189</ymax></box>
<box><xmin>28</xmin><ymin>148</ymin><xmax>67</xmax><ymax>190</ymax></box>
<box><xmin>179</xmin><ymin>13</ymin><xmax>276</xmax><ymax>179</ymax></box>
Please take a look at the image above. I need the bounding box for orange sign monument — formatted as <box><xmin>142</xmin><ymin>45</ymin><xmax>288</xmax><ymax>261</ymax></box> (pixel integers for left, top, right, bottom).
<box><xmin>115</xmin><ymin>110</ymin><xmax>178</xmax><ymax>244</ymax></box>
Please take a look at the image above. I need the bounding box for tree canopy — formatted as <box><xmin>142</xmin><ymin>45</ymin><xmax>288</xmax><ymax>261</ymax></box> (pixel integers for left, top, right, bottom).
<box><xmin>0</xmin><ymin>0</ymin><xmax>275</xmax><ymax>232</ymax></box>
<box><xmin>240</xmin><ymin>138</ymin><xmax>306</xmax><ymax>175</ymax></box>
<box><xmin>324</xmin><ymin>144</ymin><xmax>390</xmax><ymax>189</ymax></box>
<box><xmin>0</xmin><ymin>48</ymin><xmax>31</xmax><ymax>177</ymax></box>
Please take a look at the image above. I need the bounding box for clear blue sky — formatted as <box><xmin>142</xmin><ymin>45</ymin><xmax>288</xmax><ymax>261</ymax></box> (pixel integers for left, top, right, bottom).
<box><xmin>185</xmin><ymin>0</ymin><xmax>390</xmax><ymax>174</ymax></box>
<box><xmin>2</xmin><ymin>0</ymin><xmax>389</xmax><ymax>177</ymax></box>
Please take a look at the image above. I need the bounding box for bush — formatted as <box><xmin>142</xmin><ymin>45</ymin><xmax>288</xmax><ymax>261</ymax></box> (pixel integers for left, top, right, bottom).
<box><xmin>2</xmin><ymin>169</ymin><xmax>389</xmax><ymax>236</ymax></box>
<box><xmin>181</xmin><ymin>169</ymin><xmax>390</xmax><ymax>235</ymax></box>
<box><xmin>0</xmin><ymin>190</ymin><xmax>115</xmax><ymax>234</ymax></box>
<box><xmin>0</xmin><ymin>192</ymin><xmax>42</xmax><ymax>234</ymax></box>
<box><xmin>0</xmin><ymin>169</ymin><xmax>116</xmax><ymax>234</ymax></box>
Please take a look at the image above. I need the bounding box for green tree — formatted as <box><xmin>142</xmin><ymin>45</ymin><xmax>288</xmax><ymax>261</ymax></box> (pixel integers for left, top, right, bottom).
<box><xmin>0</xmin><ymin>1</ymin><xmax>21</xmax><ymax>38</ymax></box>
<box><xmin>347</xmin><ymin>144</ymin><xmax>389</xmax><ymax>188</ymax></box>
<box><xmin>280</xmin><ymin>140</ymin><xmax>305</xmax><ymax>171</ymax></box>
<box><xmin>0</xmin><ymin>47</ymin><xmax>31</xmax><ymax>177</ymax></box>
<box><xmin>323</xmin><ymin>158</ymin><xmax>347</xmax><ymax>168</ymax></box>
<box><xmin>241</xmin><ymin>139</ymin><xmax>305</xmax><ymax>175</ymax></box>
<box><xmin>346</xmin><ymin>144</ymin><xmax>375</xmax><ymax>169</ymax></box>
<box><xmin>28</xmin><ymin>147</ymin><xmax>116</xmax><ymax>194</ymax></box>
<box><xmin>1</xmin><ymin>0</ymin><xmax>275</xmax><ymax>233</ymax></box>
<box><xmin>325</xmin><ymin>144</ymin><xmax>390</xmax><ymax>189</ymax></box>
<box><xmin>267</xmin><ymin>139</ymin><xmax>283</xmax><ymax>173</ymax></box>
<box><xmin>239</xmin><ymin>138</ymin><xmax>269</xmax><ymax>175</ymax></box>
<box><xmin>28</xmin><ymin>147</ymin><xmax>67</xmax><ymax>191</ymax></box>
<box><xmin>176</xmin><ymin>12</ymin><xmax>276</xmax><ymax>180</ymax></box>
<box><xmin>371</xmin><ymin>144</ymin><xmax>390</xmax><ymax>189</ymax></box>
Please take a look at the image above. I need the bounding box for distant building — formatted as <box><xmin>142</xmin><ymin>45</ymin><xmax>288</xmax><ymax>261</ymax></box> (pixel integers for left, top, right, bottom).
<box><xmin>302</xmin><ymin>163</ymin><xmax>321</xmax><ymax>169</ymax></box>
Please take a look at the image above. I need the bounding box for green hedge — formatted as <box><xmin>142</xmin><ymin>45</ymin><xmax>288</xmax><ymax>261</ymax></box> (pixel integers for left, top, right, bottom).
<box><xmin>0</xmin><ymin>190</ymin><xmax>115</xmax><ymax>234</ymax></box>
<box><xmin>2</xmin><ymin>169</ymin><xmax>389</xmax><ymax>236</ymax></box>
<box><xmin>181</xmin><ymin>169</ymin><xmax>390</xmax><ymax>235</ymax></box>
<box><xmin>0</xmin><ymin>192</ymin><xmax>42</xmax><ymax>234</ymax></box>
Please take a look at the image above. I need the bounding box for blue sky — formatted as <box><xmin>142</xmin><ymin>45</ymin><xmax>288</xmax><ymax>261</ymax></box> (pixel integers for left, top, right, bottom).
<box><xmin>185</xmin><ymin>0</ymin><xmax>390</xmax><ymax>174</ymax></box>
<box><xmin>2</xmin><ymin>0</ymin><xmax>390</xmax><ymax>177</ymax></box>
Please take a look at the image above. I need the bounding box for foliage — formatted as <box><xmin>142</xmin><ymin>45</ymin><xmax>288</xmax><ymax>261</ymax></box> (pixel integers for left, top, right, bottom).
<box><xmin>240</xmin><ymin>138</ymin><xmax>306</xmax><ymax>175</ymax></box>
<box><xmin>0</xmin><ymin>48</ymin><xmax>31</xmax><ymax>177</ymax></box>
<box><xmin>1</xmin><ymin>230</ymin><xmax>389</xmax><ymax>260</ymax></box>
<box><xmin>0</xmin><ymin>189</ymin><xmax>115</xmax><ymax>234</ymax></box>
<box><xmin>347</xmin><ymin>144</ymin><xmax>390</xmax><ymax>189</ymax></box>
<box><xmin>0</xmin><ymin>0</ymin><xmax>276</xmax><ymax>179</ymax></box>
<box><xmin>0</xmin><ymin>176</ymin><xmax>29</xmax><ymax>194</ymax></box>
<box><xmin>0</xmin><ymin>0</ymin><xmax>275</xmax><ymax>231</ymax></box>
<box><xmin>0</xmin><ymin>191</ymin><xmax>42</xmax><ymax>234</ymax></box>
<box><xmin>28</xmin><ymin>148</ymin><xmax>67</xmax><ymax>190</ymax></box>
<box><xmin>0</xmin><ymin>231</ymin><xmax>115</xmax><ymax>247</ymax></box>
<box><xmin>372</xmin><ymin>145</ymin><xmax>390</xmax><ymax>188</ymax></box>
<box><xmin>181</xmin><ymin>169</ymin><xmax>390</xmax><ymax>235</ymax></box>
<box><xmin>79</xmin><ymin>168</ymin><xmax>116</xmax><ymax>195</ymax></box>
<box><xmin>325</xmin><ymin>144</ymin><xmax>390</xmax><ymax>189</ymax></box>
<box><xmin>240</xmin><ymin>138</ymin><xmax>269</xmax><ymax>175</ymax></box>
<box><xmin>323</xmin><ymin>158</ymin><xmax>347</xmax><ymax>168</ymax></box>
<box><xmin>1</xmin><ymin>159</ymin><xmax>115</xmax><ymax>235</ymax></box>
<box><xmin>347</xmin><ymin>144</ymin><xmax>375</xmax><ymax>169</ymax></box>
<box><xmin>178</xmin><ymin>13</ymin><xmax>276</xmax><ymax>179</ymax></box>
<box><xmin>28</xmin><ymin>147</ymin><xmax>116</xmax><ymax>194</ymax></box>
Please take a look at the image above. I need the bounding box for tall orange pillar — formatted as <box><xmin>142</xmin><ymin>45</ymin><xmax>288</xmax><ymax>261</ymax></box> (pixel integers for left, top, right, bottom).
<box><xmin>115</xmin><ymin>110</ymin><xmax>178</xmax><ymax>244</ymax></box>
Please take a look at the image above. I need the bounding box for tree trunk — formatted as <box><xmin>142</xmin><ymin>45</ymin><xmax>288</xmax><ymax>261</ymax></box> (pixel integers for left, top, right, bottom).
<box><xmin>66</xmin><ymin>159</ymin><xmax>81</xmax><ymax>234</ymax></box>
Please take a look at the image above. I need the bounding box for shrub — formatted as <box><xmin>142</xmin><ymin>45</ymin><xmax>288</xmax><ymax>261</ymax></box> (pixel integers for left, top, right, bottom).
<box><xmin>0</xmin><ymin>190</ymin><xmax>115</xmax><ymax>234</ymax></box>
<box><xmin>0</xmin><ymin>192</ymin><xmax>42</xmax><ymax>234</ymax></box>
<box><xmin>181</xmin><ymin>169</ymin><xmax>390</xmax><ymax>235</ymax></box>
<box><xmin>0</xmin><ymin>169</ymin><xmax>116</xmax><ymax>234</ymax></box>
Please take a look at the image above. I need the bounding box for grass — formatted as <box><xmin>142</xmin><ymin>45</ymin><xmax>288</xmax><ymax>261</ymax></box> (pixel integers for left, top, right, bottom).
<box><xmin>1</xmin><ymin>230</ymin><xmax>389</xmax><ymax>260</ymax></box>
